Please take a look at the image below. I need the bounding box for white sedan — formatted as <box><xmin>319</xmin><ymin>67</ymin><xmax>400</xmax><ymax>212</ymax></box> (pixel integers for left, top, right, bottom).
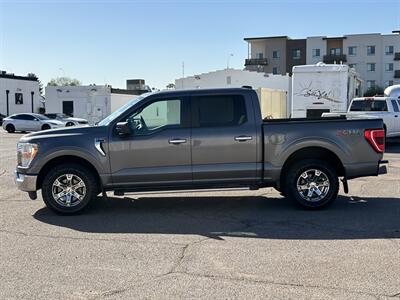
<box><xmin>2</xmin><ymin>113</ymin><xmax>65</xmax><ymax>133</ymax></box>
<box><xmin>45</xmin><ymin>113</ymin><xmax>88</xmax><ymax>127</ymax></box>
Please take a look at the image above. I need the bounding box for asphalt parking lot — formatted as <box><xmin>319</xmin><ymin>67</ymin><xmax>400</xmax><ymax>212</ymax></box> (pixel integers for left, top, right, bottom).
<box><xmin>0</xmin><ymin>130</ymin><xmax>400</xmax><ymax>299</ymax></box>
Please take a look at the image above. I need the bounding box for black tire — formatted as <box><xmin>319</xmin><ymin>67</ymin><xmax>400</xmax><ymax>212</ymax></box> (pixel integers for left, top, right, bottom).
<box><xmin>285</xmin><ymin>159</ymin><xmax>339</xmax><ymax>209</ymax></box>
<box><xmin>41</xmin><ymin>164</ymin><xmax>98</xmax><ymax>214</ymax></box>
<box><xmin>66</xmin><ymin>122</ymin><xmax>74</xmax><ymax>127</ymax></box>
<box><xmin>41</xmin><ymin>124</ymin><xmax>51</xmax><ymax>130</ymax></box>
<box><xmin>6</xmin><ymin>124</ymin><xmax>15</xmax><ymax>133</ymax></box>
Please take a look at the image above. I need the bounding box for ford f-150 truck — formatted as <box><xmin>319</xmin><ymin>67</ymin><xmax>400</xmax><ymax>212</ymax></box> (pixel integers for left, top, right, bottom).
<box><xmin>15</xmin><ymin>88</ymin><xmax>387</xmax><ymax>214</ymax></box>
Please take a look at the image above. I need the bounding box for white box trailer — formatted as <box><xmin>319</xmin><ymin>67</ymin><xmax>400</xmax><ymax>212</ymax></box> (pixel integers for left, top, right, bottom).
<box><xmin>45</xmin><ymin>85</ymin><xmax>139</xmax><ymax>125</ymax></box>
<box><xmin>291</xmin><ymin>63</ymin><xmax>362</xmax><ymax>118</ymax></box>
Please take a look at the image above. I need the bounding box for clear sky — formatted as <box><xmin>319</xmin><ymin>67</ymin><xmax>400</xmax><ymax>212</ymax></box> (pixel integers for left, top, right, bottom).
<box><xmin>1</xmin><ymin>0</ymin><xmax>399</xmax><ymax>90</ymax></box>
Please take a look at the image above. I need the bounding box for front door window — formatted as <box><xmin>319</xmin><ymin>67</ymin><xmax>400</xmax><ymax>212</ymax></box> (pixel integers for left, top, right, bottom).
<box><xmin>126</xmin><ymin>99</ymin><xmax>182</xmax><ymax>135</ymax></box>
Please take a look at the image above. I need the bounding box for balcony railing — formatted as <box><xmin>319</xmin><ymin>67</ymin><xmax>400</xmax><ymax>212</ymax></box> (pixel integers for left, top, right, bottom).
<box><xmin>245</xmin><ymin>58</ymin><xmax>268</xmax><ymax>66</ymax></box>
<box><xmin>323</xmin><ymin>54</ymin><xmax>347</xmax><ymax>64</ymax></box>
<box><xmin>394</xmin><ymin>70</ymin><xmax>400</xmax><ymax>78</ymax></box>
<box><xmin>394</xmin><ymin>52</ymin><xmax>400</xmax><ymax>61</ymax></box>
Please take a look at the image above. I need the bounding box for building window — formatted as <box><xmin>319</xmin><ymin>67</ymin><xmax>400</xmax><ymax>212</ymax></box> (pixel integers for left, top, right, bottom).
<box><xmin>272</xmin><ymin>67</ymin><xmax>278</xmax><ymax>74</ymax></box>
<box><xmin>312</xmin><ymin>49</ymin><xmax>320</xmax><ymax>57</ymax></box>
<box><xmin>385</xmin><ymin>45</ymin><xmax>394</xmax><ymax>55</ymax></box>
<box><xmin>272</xmin><ymin>50</ymin><xmax>280</xmax><ymax>59</ymax></box>
<box><xmin>385</xmin><ymin>63</ymin><xmax>394</xmax><ymax>72</ymax></box>
<box><xmin>226</xmin><ymin>76</ymin><xmax>231</xmax><ymax>85</ymax></box>
<box><xmin>348</xmin><ymin>64</ymin><xmax>356</xmax><ymax>70</ymax></box>
<box><xmin>385</xmin><ymin>80</ymin><xmax>394</xmax><ymax>87</ymax></box>
<box><xmin>348</xmin><ymin>46</ymin><xmax>357</xmax><ymax>56</ymax></box>
<box><xmin>292</xmin><ymin>49</ymin><xmax>301</xmax><ymax>59</ymax></box>
<box><xmin>255</xmin><ymin>53</ymin><xmax>264</xmax><ymax>59</ymax></box>
<box><xmin>330</xmin><ymin>48</ymin><xmax>341</xmax><ymax>55</ymax></box>
<box><xmin>367</xmin><ymin>80</ymin><xmax>376</xmax><ymax>89</ymax></box>
<box><xmin>367</xmin><ymin>46</ymin><xmax>375</xmax><ymax>56</ymax></box>
<box><xmin>367</xmin><ymin>63</ymin><xmax>376</xmax><ymax>72</ymax></box>
<box><xmin>15</xmin><ymin>93</ymin><xmax>23</xmax><ymax>105</ymax></box>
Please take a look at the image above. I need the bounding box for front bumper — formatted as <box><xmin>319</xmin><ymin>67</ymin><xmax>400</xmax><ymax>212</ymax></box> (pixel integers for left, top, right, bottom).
<box><xmin>15</xmin><ymin>171</ymin><xmax>37</xmax><ymax>192</ymax></box>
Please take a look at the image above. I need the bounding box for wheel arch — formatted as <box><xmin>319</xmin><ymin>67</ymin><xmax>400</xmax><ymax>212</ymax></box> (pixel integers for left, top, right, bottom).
<box><xmin>36</xmin><ymin>155</ymin><xmax>101</xmax><ymax>191</ymax></box>
<box><xmin>280</xmin><ymin>146</ymin><xmax>345</xmax><ymax>188</ymax></box>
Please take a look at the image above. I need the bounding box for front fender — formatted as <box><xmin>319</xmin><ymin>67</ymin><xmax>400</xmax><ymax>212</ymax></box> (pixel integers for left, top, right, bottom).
<box><xmin>22</xmin><ymin>146</ymin><xmax>109</xmax><ymax>176</ymax></box>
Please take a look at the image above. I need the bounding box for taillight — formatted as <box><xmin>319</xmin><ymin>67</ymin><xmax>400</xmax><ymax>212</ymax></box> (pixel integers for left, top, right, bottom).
<box><xmin>364</xmin><ymin>129</ymin><xmax>385</xmax><ymax>153</ymax></box>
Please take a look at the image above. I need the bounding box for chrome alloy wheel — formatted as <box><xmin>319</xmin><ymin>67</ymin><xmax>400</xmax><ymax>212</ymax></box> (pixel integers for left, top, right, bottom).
<box><xmin>296</xmin><ymin>169</ymin><xmax>330</xmax><ymax>202</ymax></box>
<box><xmin>51</xmin><ymin>174</ymin><xmax>86</xmax><ymax>207</ymax></box>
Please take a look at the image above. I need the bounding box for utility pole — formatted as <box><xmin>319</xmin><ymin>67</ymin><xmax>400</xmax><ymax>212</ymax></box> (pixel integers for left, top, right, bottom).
<box><xmin>227</xmin><ymin>53</ymin><xmax>234</xmax><ymax>69</ymax></box>
<box><xmin>182</xmin><ymin>61</ymin><xmax>185</xmax><ymax>89</ymax></box>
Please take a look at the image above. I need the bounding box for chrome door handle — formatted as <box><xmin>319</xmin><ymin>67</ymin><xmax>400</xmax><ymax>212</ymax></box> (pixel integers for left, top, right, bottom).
<box><xmin>169</xmin><ymin>138</ymin><xmax>187</xmax><ymax>145</ymax></box>
<box><xmin>234</xmin><ymin>136</ymin><xmax>252</xmax><ymax>142</ymax></box>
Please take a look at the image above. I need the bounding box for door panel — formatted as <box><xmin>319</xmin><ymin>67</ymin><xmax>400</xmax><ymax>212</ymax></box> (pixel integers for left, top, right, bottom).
<box><xmin>390</xmin><ymin>100</ymin><xmax>400</xmax><ymax>135</ymax></box>
<box><xmin>17</xmin><ymin>114</ymin><xmax>33</xmax><ymax>130</ymax></box>
<box><xmin>191</xmin><ymin>94</ymin><xmax>258</xmax><ymax>184</ymax></box>
<box><xmin>109</xmin><ymin>97</ymin><xmax>191</xmax><ymax>187</ymax></box>
<box><xmin>109</xmin><ymin>128</ymin><xmax>191</xmax><ymax>186</ymax></box>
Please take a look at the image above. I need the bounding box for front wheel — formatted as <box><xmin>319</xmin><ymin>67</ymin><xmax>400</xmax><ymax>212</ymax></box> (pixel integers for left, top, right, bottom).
<box><xmin>41</xmin><ymin>164</ymin><xmax>98</xmax><ymax>214</ymax></box>
<box><xmin>285</xmin><ymin>159</ymin><xmax>339</xmax><ymax>209</ymax></box>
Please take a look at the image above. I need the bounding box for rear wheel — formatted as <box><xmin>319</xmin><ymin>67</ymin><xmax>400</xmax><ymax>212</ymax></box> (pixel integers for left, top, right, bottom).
<box><xmin>5</xmin><ymin>124</ymin><xmax>15</xmax><ymax>133</ymax></box>
<box><xmin>66</xmin><ymin>122</ymin><xmax>74</xmax><ymax>127</ymax></box>
<box><xmin>41</xmin><ymin>164</ymin><xmax>98</xmax><ymax>214</ymax></box>
<box><xmin>41</xmin><ymin>124</ymin><xmax>51</xmax><ymax>130</ymax></box>
<box><xmin>285</xmin><ymin>159</ymin><xmax>339</xmax><ymax>209</ymax></box>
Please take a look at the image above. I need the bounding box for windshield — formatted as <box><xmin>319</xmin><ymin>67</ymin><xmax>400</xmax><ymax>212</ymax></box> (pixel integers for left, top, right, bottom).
<box><xmin>97</xmin><ymin>95</ymin><xmax>148</xmax><ymax>126</ymax></box>
<box><xmin>350</xmin><ymin>100</ymin><xmax>388</xmax><ymax>112</ymax></box>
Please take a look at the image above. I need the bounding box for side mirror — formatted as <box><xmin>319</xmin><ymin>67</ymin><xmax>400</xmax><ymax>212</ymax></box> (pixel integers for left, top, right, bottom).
<box><xmin>115</xmin><ymin>121</ymin><xmax>132</xmax><ymax>136</ymax></box>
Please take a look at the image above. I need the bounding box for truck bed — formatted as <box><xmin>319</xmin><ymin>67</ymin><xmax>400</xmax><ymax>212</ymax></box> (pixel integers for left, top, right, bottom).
<box><xmin>261</xmin><ymin>117</ymin><xmax>385</xmax><ymax>183</ymax></box>
<box><xmin>263</xmin><ymin>116</ymin><xmax>346</xmax><ymax>123</ymax></box>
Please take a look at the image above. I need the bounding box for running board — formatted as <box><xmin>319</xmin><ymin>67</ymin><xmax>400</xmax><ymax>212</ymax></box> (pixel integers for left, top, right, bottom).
<box><xmin>114</xmin><ymin>186</ymin><xmax>259</xmax><ymax>196</ymax></box>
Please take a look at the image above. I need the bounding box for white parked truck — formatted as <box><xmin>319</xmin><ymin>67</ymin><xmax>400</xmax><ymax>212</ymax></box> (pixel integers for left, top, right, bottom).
<box><xmin>291</xmin><ymin>63</ymin><xmax>362</xmax><ymax>118</ymax></box>
<box><xmin>323</xmin><ymin>96</ymin><xmax>400</xmax><ymax>138</ymax></box>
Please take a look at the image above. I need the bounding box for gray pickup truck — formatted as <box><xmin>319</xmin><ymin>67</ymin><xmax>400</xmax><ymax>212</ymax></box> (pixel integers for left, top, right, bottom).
<box><xmin>15</xmin><ymin>88</ymin><xmax>387</xmax><ymax>214</ymax></box>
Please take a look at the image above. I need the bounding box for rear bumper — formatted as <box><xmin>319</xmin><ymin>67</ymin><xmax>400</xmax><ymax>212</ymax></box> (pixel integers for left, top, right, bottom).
<box><xmin>15</xmin><ymin>171</ymin><xmax>37</xmax><ymax>192</ymax></box>
<box><xmin>344</xmin><ymin>160</ymin><xmax>388</xmax><ymax>179</ymax></box>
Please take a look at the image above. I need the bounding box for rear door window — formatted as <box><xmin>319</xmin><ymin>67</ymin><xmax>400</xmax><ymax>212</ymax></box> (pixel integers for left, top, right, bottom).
<box><xmin>194</xmin><ymin>95</ymin><xmax>247</xmax><ymax>127</ymax></box>
<box><xmin>350</xmin><ymin>100</ymin><xmax>388</xmax><ymax>112</ymax></box>
<box><xmin>391</xmin><ymin>100</ymin><xmax>399</xmax><ymax>112</ymax></box>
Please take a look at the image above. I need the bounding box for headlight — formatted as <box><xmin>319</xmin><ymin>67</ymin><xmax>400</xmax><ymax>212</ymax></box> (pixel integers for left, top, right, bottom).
<box><xmin>17</xmin><ymin>143</ymin><xmax>38</xmax><ymax>168</ymax></box>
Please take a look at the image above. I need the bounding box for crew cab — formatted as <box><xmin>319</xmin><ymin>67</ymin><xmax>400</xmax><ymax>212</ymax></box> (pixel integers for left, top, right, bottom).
<box><xmin>323</xmin><ymin>97</ymin><xmax>400</xmax><ymax>138</ymax></box>
<box><xmin>14</xmin><ymin>88</ymin><xmax>387</xmax><ymax>214</ymax></box>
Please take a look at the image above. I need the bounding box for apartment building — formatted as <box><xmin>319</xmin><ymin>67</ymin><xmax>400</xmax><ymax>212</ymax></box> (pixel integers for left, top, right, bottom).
<box><xmin>244</xmin><ymin>31</ymin><xmax>400</xmax><ymax>93</ymax></box>
<box><xmin>244</xmin><ymin>36</ymin><xmax>306</xmax><ymax>75</ymax></box>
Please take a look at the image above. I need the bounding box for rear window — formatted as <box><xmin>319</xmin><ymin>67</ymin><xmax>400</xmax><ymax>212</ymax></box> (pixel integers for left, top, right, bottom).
<box><xmin>195</xmin><ymin>95</ymin><xmax>247</xmax><ymax>127</ymax></box>
<box><xmin>350</xmin><ymin>100</ymin><xmax>388</xmax><ymax>112</ymax></box>
<box><xmin>391</xmin><ymin>100</ymin><xmax>399</xmax><ymax>112</ymax></box>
